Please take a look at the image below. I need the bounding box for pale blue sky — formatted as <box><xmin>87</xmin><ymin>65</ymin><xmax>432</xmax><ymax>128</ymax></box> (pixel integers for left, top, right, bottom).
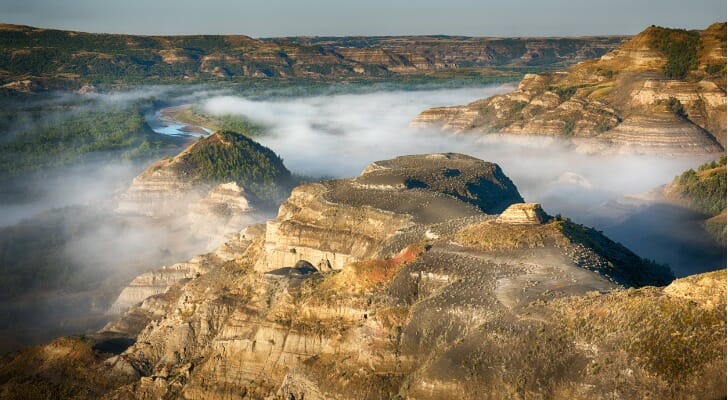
<box><xmin>0</xmin><ymin>0</ymin><xmax>725</xmax><ymax>37</ymax></box>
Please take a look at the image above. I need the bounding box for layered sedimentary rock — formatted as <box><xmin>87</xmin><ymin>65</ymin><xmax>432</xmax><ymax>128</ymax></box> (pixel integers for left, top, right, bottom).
<box><xmin>187</xmin><ymin>182</ymin><xmax>259</xmax><ymax>244</ymax></box>
<box><xmin>108</xmin><ymin>256</ymin><xmax>210</xmax><ymax>315</ymax></box>
<box><xmin>116</xmin><ymin>159</ymin><xmax>209</xmax><ymax>217</ymax></box>
<box><xmin>117</xmin><ymin>131</ymin><xmax>289</xmax><ymax>250</ymax></box>
<box><xmin>0</xmin><ymin>24</ymin><xmax>628</xmax><ymax>90</ymax></box>
<box><xmin>1</xmin><ymin>154</ymin><xmax>723</xmax><ymax>399</ymax></box>
<box><xmin>414</xmin><ymin>23</ymin><xmax>727</xmax><ymax>154</ymax></box>
<box><xmin>256</xmin><ymin>153</ymin><xmax>523</xmax><ymax>273</ymax></box>
<box><xmin>495</xmin><ymin>202</ymin><xmax>549</xmax><ymax>224</ymax></box>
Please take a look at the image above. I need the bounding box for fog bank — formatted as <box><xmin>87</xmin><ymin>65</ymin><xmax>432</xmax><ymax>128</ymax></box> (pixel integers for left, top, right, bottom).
<box><xmin>201</xmin><ymin>86</ymin><xmax>722</xmax><ymax>275</ymax></box>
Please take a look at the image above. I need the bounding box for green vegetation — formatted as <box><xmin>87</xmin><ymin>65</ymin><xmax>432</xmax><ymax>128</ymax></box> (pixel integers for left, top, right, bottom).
<box><xmin>562</xmin><ymin>118</ymin><xmax>576</xmax><ymax>136</ymax></box>
<box><xmin>662</xmin><ymin>96</ymin><xmax>687</xmax><ymax>118</ymax></box>
<box><xmin>673</xmin><ymin>156</ymin><xmax>726</xmax><ymax>216</ymax></box>
<box><xmin>180</xmin><ymin>131</ymin><xmax>292</xmax><ymax>202</ymax></box>
<box><xmin>704</xmin><ymin>63</ymin><xmax>726</xmax><ymax>76</ymax></box>
<box><xmin>0</xmin><ymin>207</ymin><xmax>109</xmax><ymax>298</ymax></box>
<box><xmin>168</xmin><ymin>106</ymin><xmax>266</xmax><ymax>137</ymax></box>
<box><xmin>648</xmin><ymin>27</ymin><xmax>700</xmax><ymax>79</ymax></box>
<box><xmin>0</xmin><ymin>104</ymin><xmax>177</xmax><ymax>185</ymax></box>
<box><xmin>0</xmin><ymin>24</ymin><xmax>622</xmax><ymax>90</ymax></box>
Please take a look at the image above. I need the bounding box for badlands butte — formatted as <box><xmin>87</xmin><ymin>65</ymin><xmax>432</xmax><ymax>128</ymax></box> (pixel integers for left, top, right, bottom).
<box><xmin>414</xmin><ymin>23</ymin><xmax>727</xmax><ymax>154</ymax></box>
<box><xmin>1</xmin><ymin>152</ymin><xmax>725</xmax><ymax>399</ymax></box>
<box><xmin>0</xmin><ymin>22</ymin><xmax>726</xmax><ymax>400</ymax></box>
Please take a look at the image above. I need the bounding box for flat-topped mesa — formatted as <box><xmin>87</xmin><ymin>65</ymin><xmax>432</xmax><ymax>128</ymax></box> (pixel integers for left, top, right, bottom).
<box><xmin>496</xmin><ymin>202</ymin><xmax>549</xmax><ymax>225</ymax></box>
<box><xmin>413</xmin><ymin>22</ymin><xmax>727</xmax><ymax>154</ymax></box>
<box><xmin>255</xmin><ymin>153</ymin><xmax>523</xmax><ymax>273</ymax></box>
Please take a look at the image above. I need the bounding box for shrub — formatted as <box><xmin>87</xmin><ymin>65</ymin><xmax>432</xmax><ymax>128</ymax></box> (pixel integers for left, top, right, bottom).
<box><xmin>648</xmin><ymin>27</ymin><xmax>700</xmax><ymax>79</ymax></box>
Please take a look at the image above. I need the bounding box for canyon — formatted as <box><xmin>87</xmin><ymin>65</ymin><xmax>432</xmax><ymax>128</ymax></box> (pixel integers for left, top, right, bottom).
<box><xmin>2</xmin><ymin>153</ymin><xmax>722</xmax><ymax>399</ymax></box>
<box><xmin>0</xmin><ymin>24</ymin><xmax>627</xmax><ymax>92</ymax></box>
<box><xmin>0</xmin><ymin>19</ymin><xmax>725</xmax><ymax>400</ymax></box>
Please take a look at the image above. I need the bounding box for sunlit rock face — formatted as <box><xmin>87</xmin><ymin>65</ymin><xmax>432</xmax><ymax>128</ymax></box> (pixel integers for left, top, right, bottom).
<box><xmin>2</xmin><ymin>153</ymin><xmax>722</xmax><ymax>400</ymax></box>
<box><xmin>496</xmin><ymin>202</ymin><xmax>549</xmax><ymax>225</ymax></box>
<box><xmin>414</xmin><ymin>23</ymin><xmax>727</xmax><ymax>154</ymax></box>
<box><xmin>255</xmin><ymin>153</ymin><xmax>524</xmax><ymax>273</ymax></box>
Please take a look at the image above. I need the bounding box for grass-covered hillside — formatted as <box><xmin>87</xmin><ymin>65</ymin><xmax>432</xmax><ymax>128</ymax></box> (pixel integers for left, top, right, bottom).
<box><xmin>151</xmin><ymin>130</ymin><xmax>292</xmax><ymax>203</ymax></box>
<box><xmin>666</xmin><ymin>156</ymin><xmax>727</xmax><ymax>244</ymax></box>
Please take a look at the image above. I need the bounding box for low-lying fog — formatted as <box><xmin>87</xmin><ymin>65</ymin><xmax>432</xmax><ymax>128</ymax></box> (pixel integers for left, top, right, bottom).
<box><xmin>0</xmin><ymin>84</ymin><xmax>723</xmax><ymax>352</ymax></box>
<box><xmin>200</xmin><ymin>85</ymin><xmax>723</xmax><ymax>275</ymax></box>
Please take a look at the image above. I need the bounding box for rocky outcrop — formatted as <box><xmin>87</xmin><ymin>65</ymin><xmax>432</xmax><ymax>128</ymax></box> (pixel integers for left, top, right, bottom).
<box><xmin>2</xmin><ymin>154</ymin><xmax>722</xmax><ymax>400</ymax></box>
<box><xmin>601</xmin><ymin>114</ymin><xmax>723</xmax><ymax>155</ymax></box>
<box><xmin>256</xmin><ymin>153</ymin><xmax>523</xmax><ymax>273</ymax></box>
<box><xmin>0</xmin><ymin>24</ymin><xmax>628</xmax><ymax>89</ymax></box>
<box><xmin>414</xmin><ymin>23</ymin><xmax>727</xmax><ymax>154</ymax></box>
<box><xmin>117</xmin><ymin>131</ymin><xmax>290</xmax><ymax>251</ymax></box>
<box><xmin>107</xmin><ymin>224</ymin><xmax>264</xmax><ymax>316</ymax></box>
<box><xmin>496</xmin><ymin>202</ymin><xmax>549</xmax><ymax>224</ymax></box>
<box><xmin>187</xmin><ymin>182</ymin><xmax>260</xmax><ymax>245</ymax></box>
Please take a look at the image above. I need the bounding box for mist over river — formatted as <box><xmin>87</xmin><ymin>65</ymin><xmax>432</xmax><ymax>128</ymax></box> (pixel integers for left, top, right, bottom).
<box><xmin>0</xmin><ymin>84</ymin><xmax>722</xmax><ymax>353</ymax></box>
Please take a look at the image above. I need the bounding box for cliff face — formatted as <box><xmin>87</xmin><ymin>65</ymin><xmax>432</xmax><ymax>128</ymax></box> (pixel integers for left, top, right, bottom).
<box><xmin>117</xmin><ymin>131</ymin><xmax>290</xmax><ymax>251</ymax></box>
<box><xmin>4</xmin><ymin>153</ymin><xmax>717</xmax><ymax>400</ymax></box>
<box><xmin>413</xmin><ymin>23</ymin><xmax>727</xmax><ymax>154</ymax></box>
<box><xmin>256</xmin><ymin>153</ymin><xmax>523</xmax><ymax>273</ymax></box>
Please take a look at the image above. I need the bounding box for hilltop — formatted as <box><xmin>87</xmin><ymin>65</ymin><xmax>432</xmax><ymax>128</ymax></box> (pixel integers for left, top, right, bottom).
<box><xmin>414</xmin><ymin>23</ymin><xmax>727</xmax><ymax>153</ymax></box>
<box><xmin>0</xmin><ymin>24</ymin><xmax>627</xmax><ymax>92</ymax></box>
<box><xmin>0</xmin><ymin>131</ymin><xmax>294</xmax><ymax>352</ymax></box>
<box><xmin>119</xmin><ymin>131</ymin><xmax>291</xmax><ymax>211</ymax></box>
<box><xmin>3</xmin><ymin>154</ymin><xmax>718</xmax><ymax>400</ymax></box>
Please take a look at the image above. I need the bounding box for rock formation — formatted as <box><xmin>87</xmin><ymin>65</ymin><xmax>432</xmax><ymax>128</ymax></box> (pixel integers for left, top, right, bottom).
<box><xmin>117</xmin><ymin>131</ymin><xmax>291</xmax><ymax>251</ymax></box>
<box><xmin>413</xmin><ymin>23</ymin><xmax>727</xmax><ymax>154</ymax></box>
<box><xmin>256</xmin><ymin>153</ymin><xmax>523</xmax><ymax>273</ymax></box>
<box><xmin>4</xmin><ymin>153</ymin><xmax>718</xmax><ymax>400</ymax></box>
<box><xmin>495</xmin><ymin>202</ymin><xmax>549</xmax><ymax>224</ymax></box>
<box><xmin>0</xmin><ymin>24</ymin><xmax>628</xmax><ymax>91</ymax></box>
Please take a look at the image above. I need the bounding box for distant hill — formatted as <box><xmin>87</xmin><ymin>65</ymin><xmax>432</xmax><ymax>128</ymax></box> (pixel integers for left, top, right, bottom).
<box><xmin>0</xmin><ymin>23</ymin><xmax>627</xmax><ymax>91</ymax></box>
<box><xmin>414</xmin><ymin>22</ymin><xmax>727</xmax><ymax>153</ymax></box>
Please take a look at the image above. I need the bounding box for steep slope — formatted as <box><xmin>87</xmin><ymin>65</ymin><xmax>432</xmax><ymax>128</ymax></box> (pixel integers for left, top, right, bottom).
<box><xmin>256</xmin><ymin>153</ymin><xmax>524</xmax><ymax>272</ymax></box>
<box><xmin>0</xmin><ymin>24</ymin><xmax>627</xmax><ymax>91</ymax></box>
<box><xmin>116</xmin><ymin>130</ymin><xmax>292</xmax><ymax>252</ymax></box>
<box><xmin>664</xmin><ymin>157</ymin><xmax>727</xmax><ymax>245</ymax></box>
<box><xmin>414</xmin><ymin>23</ymin><xmax>727</xmax><ymax>154</ymax></box>
<box><xmin>1</xmin><ymin>154</ymin><xmax>709</xmax><ymax>400</ymax></box>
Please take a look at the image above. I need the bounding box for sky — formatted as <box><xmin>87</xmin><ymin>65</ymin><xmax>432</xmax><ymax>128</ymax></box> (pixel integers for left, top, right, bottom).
<box><xmin>0</xmin><ymin>0</ymin><xmax>725</xmax><ymax>37</ymax></box>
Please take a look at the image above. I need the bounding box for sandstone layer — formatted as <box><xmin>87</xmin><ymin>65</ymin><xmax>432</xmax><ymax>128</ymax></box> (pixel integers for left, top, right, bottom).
<box><xmin>0</xmin><ymin>24</ymin><xmax>628</xmax><ymax>91</ymax></box>
<box><xmin>413</xmin><ymin>23</ymin><xmax>727</xmax><ymax>154</ymax></box>
<box><xmin>4</xmin><ymin>154</ymin><xmax>716</xmax><ymax>400</ymax></box>
<box><xmin>117</xmin><ymin>131</ymin><xmax>290</xmax><ymax>251</ymax></box>
<box><xmin>495</xmin><ymin>202</ymin><xmax>549</xmax><ymax>224</ymax></box>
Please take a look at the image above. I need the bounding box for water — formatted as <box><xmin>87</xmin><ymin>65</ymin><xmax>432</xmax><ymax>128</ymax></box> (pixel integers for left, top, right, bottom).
<box><xmin>146</xmin><ymin>111</ymin><xmax>212</xmax><ymax>137</ymax></box>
